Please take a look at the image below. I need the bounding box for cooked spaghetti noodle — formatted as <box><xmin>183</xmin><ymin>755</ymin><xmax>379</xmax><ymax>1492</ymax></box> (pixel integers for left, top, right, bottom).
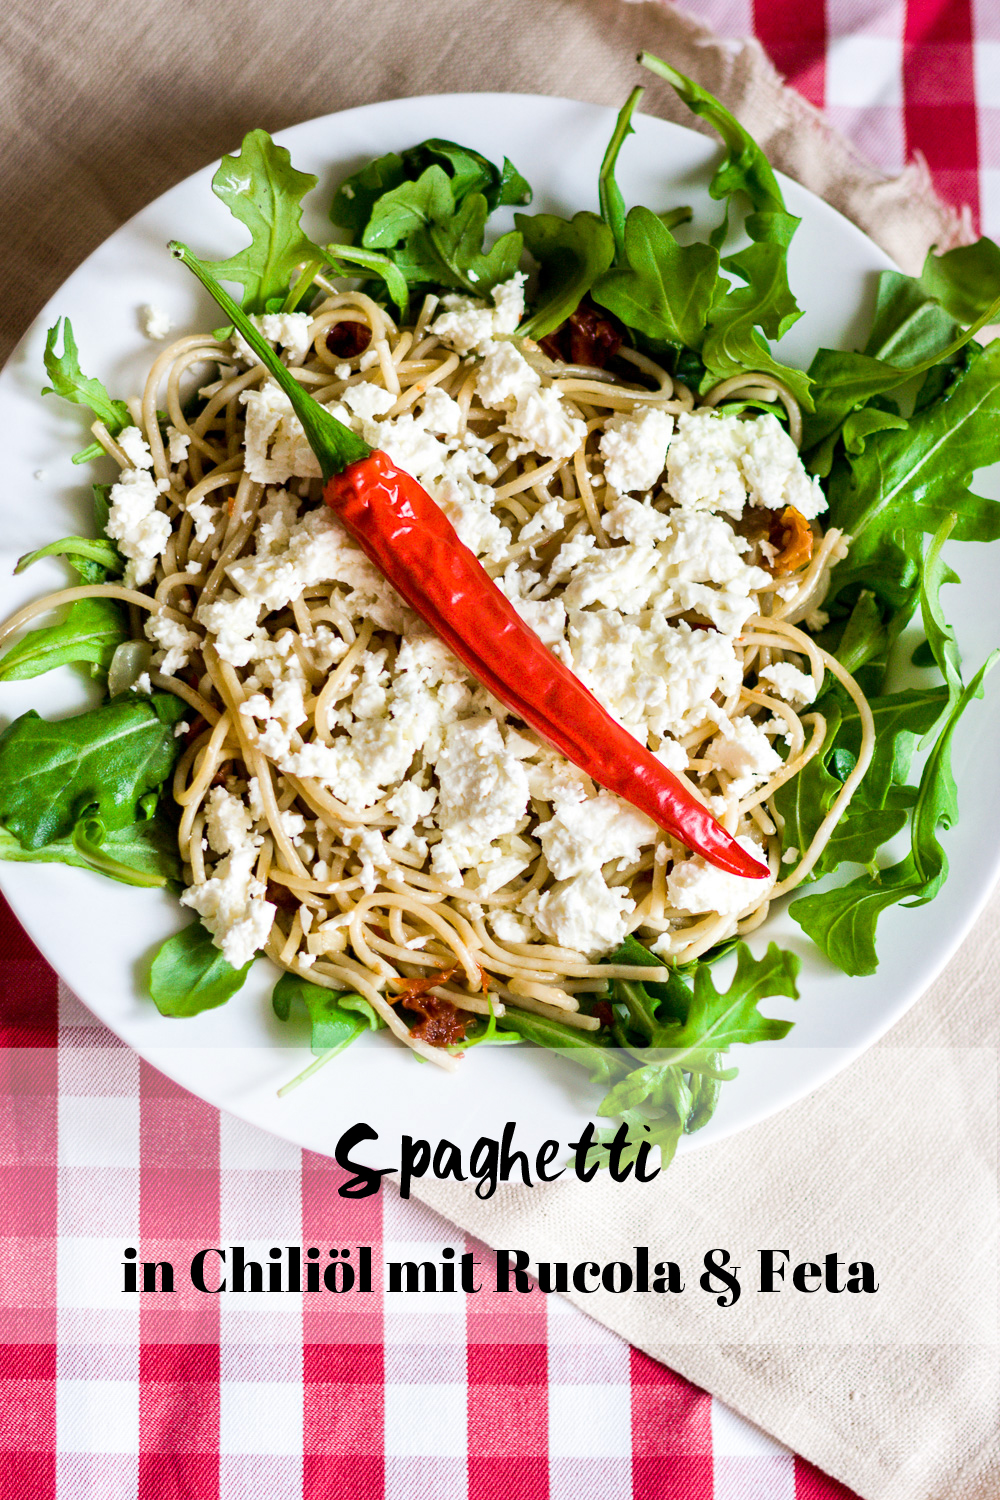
<box><xmin>0</xmin><ymin>280</ymin><xmax>874</xmax><ymax>1068</ymax></box>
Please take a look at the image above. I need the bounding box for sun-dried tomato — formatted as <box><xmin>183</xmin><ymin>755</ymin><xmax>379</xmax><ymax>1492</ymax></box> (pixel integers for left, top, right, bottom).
<box><xmin>768</xmin><ymin>505</ymin><xmax>814</xmax><ymax>575</ymax></box>
<box><xmin>592</xmin><ymin>1000</ymin><xmax>615</xmax><ymax>1030</ymax></box>
<box><xmin>401</xmin><ymin>994</ymin><xmax>470</xmax><ymax>1047</ymax></box>
<box><xmin>326</xmin><ymin>320</ymin><xmax>372</xmax><ymax>359</ymax></box>
<box><xmin>183</xmin><ymin>715</ymin><xmax>207</xmax><ymax>747</ymax></box>
<box><xmin>539</xmin><ymin>299</ymin><xmax>624</xmax><ymax>369</ymax></box>
<box><xmin>266</xmin><ymin>879</ymin><xmax>300</xmax><ymax>912</ymax></box>
<box><xmin>388</xmin><ymin>965</ymin><xmax>471</xmax><ymax>1047</ymax></box>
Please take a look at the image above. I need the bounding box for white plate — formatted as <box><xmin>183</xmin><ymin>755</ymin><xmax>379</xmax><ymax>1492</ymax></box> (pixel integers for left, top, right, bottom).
<box><xmin>2</xmin><ymin>93</ymin><xmax>998</xmax><ymax>1168</ymax></box>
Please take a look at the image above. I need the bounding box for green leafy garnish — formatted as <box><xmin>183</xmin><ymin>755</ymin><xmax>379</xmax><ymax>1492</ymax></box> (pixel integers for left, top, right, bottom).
<box><xmin>0</xmin><ymin>815</ymin><xmax>180</xmax><ymax>886</ymax></box>
<box><xmin>16</xmin><ymin>535</ymin><xmax>123</xmax><ymax>581</ymax></box>
<box><xmin>41</xmin><ymin>318</ymin><xmax>131</xmax><ymax>462</ymax></box>
<box><xmin>330</xmin><ymin>137</ymin><xmax>529</xmax><ymax>300</ymax></box>
<box><xmin>593</xmin><ymin>205</ymin><xmax>719</xmax><ymax>351</ymax></box>
<box><xmin>0</xmin><ymin>694</ymin><xmax>184</xmax><ymax>849</ymax></box>
<box><xmin>498</xmin><ymin>937</ymin><xmax>798</xmax><ymax>1168</ymax></box>
<box><xmin>0</xmin><ymin>597</ymin><xmax>127</xmax><ymax>682</ymax></box>
<box><xmin>150</xmin><ymin>922</ymin><xmax>253</xmax><ymax>1017</ymax></box>
<box><xmin>201</xmin><ymin>129</ymin><xmax>324</xmax><ymax>314</ymax></box>
<box><xmin>272</xmin><ymin>971</ymin><xmax>385</xmax><ymax>1093</ymax></box>
<box><xmin>516</xmin><ymin>212</ymin><xmax>615</xmax><ymax>340</ymax></box>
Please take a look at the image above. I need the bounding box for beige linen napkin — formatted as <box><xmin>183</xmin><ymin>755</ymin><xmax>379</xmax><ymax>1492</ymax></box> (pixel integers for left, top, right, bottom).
<box><xmin>2</xmin><ymin>1</ymin><xmax>996</xmax><ymax>1496</ymax></box>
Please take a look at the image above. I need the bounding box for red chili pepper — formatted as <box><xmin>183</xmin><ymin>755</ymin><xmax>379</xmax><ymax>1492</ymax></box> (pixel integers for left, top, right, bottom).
<box><xmin>172</xmin><ymin>244</ymin><xmax>768</xmax><ymax>882</ymax></box>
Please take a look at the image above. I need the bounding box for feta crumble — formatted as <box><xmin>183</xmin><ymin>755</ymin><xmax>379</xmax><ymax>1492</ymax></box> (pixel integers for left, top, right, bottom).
<box><xmin>139</xmin><ymin>304</ymin><xmax>174</xmax><ymax>341</ymax></box>
<box><xmin>665</xmin><ymin>836</ymin><xmax>773</xmax><ymax>918</ymax></box>
<box><xmin>599</xmin><ymin>406</ymin><xmax>674</xmax><ymax>494</ymax></box>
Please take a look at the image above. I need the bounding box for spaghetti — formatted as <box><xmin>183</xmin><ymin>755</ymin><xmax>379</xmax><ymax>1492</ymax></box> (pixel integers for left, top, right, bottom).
<box><xmin>0</xmin><ymin>282</ymin><xmax>874</xmax><ymax>1067</ymax></box>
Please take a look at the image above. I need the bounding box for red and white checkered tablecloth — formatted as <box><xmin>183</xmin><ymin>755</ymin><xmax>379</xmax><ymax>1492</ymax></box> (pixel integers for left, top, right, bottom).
<box><xmin>2</xmin><ymin>3</ymin><xmax>993</xmax><ymax>1494</ymax></box>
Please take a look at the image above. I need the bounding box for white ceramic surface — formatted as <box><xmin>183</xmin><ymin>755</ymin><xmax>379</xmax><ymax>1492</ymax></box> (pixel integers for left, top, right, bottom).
<box><xmin>1</xmin><ymin>93</ymin><xmax>997</xmax><ymax>1166</ymax></box>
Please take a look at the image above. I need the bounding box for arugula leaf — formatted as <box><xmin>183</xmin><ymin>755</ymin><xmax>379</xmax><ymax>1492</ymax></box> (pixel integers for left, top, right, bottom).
<box><xmin>203</xmin><ymin>130</ymin><xmax>323</xmax><ymax>313</ymax></box>
<box><xmin>639</xmin><ymin>52</ymin><xmax>785</xmax><ymax>220</ymax></box>
<box><xmin>330</xmin><ymin>139</ymin><xmax>530</xmax><ymax>240</ymax></box>
<box><xmin>792</xmin><ymin>649</ymin><xmax>999</xmax><ymax>974</ymax></box>
<box><xmin>272</xmin><ymin>970</ymin><xmax>383</xmax><ymax>1056</ymax></box>
<box><xmin>631</xmin><ymin>55</ymin><xmax>810</xmax><ymax>403</ymax></box>
<box><xmin>500</xmin><ymin>938</ymin><xmax>797</xmax><ymax>1171</ymax></box>
<box><xmin>840</xmin><ymin>687</ymin><xmax>950</xmax><ymax>810</ymax></box>
<box><xmin>324</xmin><ymin>243</ymin><xmax>410</xmax><ymax>318</ymax></box>
<box><xmin>361</xmin><ymin>164</ymin><xmax>454</xmax><ymax>249</ymax></box>
<box><xmin>398</xmin><ymin>138</ymin><xmax>530</xmax><ymax>212</ymax></box>
<box><xmin>149</xmin><ymin>922</ymin><xmax>252</xmax><ymax>1017</ymax></box>
<box><xmin>919</xmin><ymin>516</ymin><xmax>963</xmax><ymax>702</ymax></box>
<box><xmin>495</xmin><ymin>1006</ymin><xmax>621</xmax><ymax>1087</ymax></box>
<box><xmin>0</xmin><ymin>597</ymin><xmax>127</xmax><ymax>682</ymax></box>
<box><xmin>421</xmin><ymin>193</ymin><xmax>523</xmax><ymax>295</ymax></box>
<box><xmin>661</xmin><ymin>942</ymin><xmax>798</xmax><ymax>1058</ymax></box>
<box><xmin>355</xmin><ymin>162</ymin><xmax>523</xmax><ymax>296</ymax></box>
<box><xmin>0</xmin><ymin>814</ymin><xmax>180</xmax><ymax>885</ymax></box>
<box><xmin>330</xmin><ymin>151</ymin><xmax>407</xmax><ymax>234</ymax></box>
<box><xmin>592</xmin><ymin>206</ymin><xmax>719</xmax><ymax>350</ymax></box>
<box><xmin>803</xmin><ymin>271</ymin><xmax>1000</xmax><ymax>455</ymax></box>
<box><xmin>516</xmin><ymin>212</ymin><xmax>615</xmax><ymax>340</ymax></box>
<box><xmin>825</xmin><ymin>342</ymin><xmax>1000</xmax><ymax>582</ymax></box>
<box><xmin>700</xmin><ymin>222</ymin><xmax>812</xmax><ymax>406</ymax></box>
<box><xmin>42</xmin><ymin>319</ymin><xmax>131</xmax><ymax>461</ymax></box>
<box><xmin>16</xmin><ymin>536</ymin><xmax>123</xmax><ymax>579</ymax></box>
<box><xmin>864</xmin><ymin>268</ymin><xmax>960</xmax><ymax>366</ymax></box>
<box><xmin>920</xmin><ymin>238</ymin><xmax>1000</xmax><ymax>324</ymax></box>
<box><xmin>598</xmin><ymin>86</ymin><xmax>643</xmax><ymax>263</ymax></box>
<box><xmin>772</xmin><ymin>699</ymin><xmax>845</xmax><ymax>865</ymax></box>
<box><xmin>0</xmin><ymin>694</ymin><xmax>184</xmax><ymax>849</ymax></box>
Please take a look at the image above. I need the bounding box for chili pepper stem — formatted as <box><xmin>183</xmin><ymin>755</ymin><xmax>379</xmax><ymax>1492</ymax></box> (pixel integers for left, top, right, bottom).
<box><xmin>169</xmin><ymin>240</ymin><xmax>370</xmax><ymax>480</ymax></box>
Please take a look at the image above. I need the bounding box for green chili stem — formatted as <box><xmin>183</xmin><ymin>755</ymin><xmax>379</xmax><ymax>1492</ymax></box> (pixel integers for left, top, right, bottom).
<box><xmin>169</xmin><ymin>241</ymin><xmax>371</xmax><ymax>480</ymax></box>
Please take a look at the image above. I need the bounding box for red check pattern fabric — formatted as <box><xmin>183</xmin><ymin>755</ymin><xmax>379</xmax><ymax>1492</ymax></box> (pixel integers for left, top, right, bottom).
<box><xmin>1</xmin><ymin>3</ymin><xmax>993</xmax><ymax>1492</ymax></box>
<box><xmin>686</xmin><ymin>0</ymin><xmax>996</xmax><ymax>236</ymax></box>
<box><xmin>1</xmin><ymin>895</ymin><xmax>863</xmax><ymax>1497</ymax></box>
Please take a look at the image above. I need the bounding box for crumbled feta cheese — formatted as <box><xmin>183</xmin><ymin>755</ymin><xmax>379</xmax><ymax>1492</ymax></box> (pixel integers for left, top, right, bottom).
<box><xmin>105</xmin><ymin>468</ymin><xmax>170</xmax><ymax>586</ymax></box>
<box><xmin>419</xmin><ymin>385</ymin><xmax>464</xmax><ymax>436</ymax></box>
<box><xmin>758</xmin><ymin>661</ymin><xmax>820</xmax><ymax>708</ymax></box>
<box><xmin>490</xmin><ymin>910</ymin><xmax>536</xmax><ymax>944</ymax></box>
<box><xmin>166</xmin><ymin>425</ymin><xmax>191</xmax><ymax>466</ymax></box>
<box><xmin>666</xmin><ymin>410</ymin><xmax>826</xmax><ymax>522</ymax></box>
<box><xmin>431</xmin><ymin>717</ymin><xmax>530</xmax><ymax>872</ymax></box>
<box><xmin>538</xmin><ymin>792</ymin><xmax>657</xmax><ymax>879</ymax></box>
<box><xmin>527</xmin><ymin>869</ymin><xmax>634</xmax><ymax>957</ymax></box>
<box><xmin>195</xmin><ymin>594</ymin><xmax>262</xmax><ymax>667</ymax></box>
<box><xmin>204</xmin><ymin>786</ymin><xmax>259</xmax><ymax>857</ymax></box>
<box><xmin>599</xmin><ymin>406</ymin><xmax>674</xmax><ymax>494</ymax></box>
<box><xmin>602</xmin><ymin>494</ymin><xmax>672</xmax><ymax>545</ymax></box>
<box><xmin>705</xmin><ymin>717</ymin><xmax>783</xmax><ymax>785</ymax></box>
<box><xmin>133</xmin><ymin>671</ymin><xmax>152</xmax><ymax>695</ymax></box>
<box><xmin>739</xmin><ymin>413</ymin><xmax>826</xmax><ymax>519</ymax></box>
<box><xmin>666</xmin><ymin>835</ymin><xmax>772</xmax><ymax>917</ymax></box>
<box><xmin>241</xmin><ymin>383</ymin><xmax>322</xmax><ymax>485</ymax></box>
<box><xmin>234</xmin><ymin>312</ymin><xmax>314</xmax><ymax>366</ymax></box>
<box><xmin>180</xmin><ymin>847</ymin><xmax>275</xmax><ymax>968</ymax></box>
<box><xmin>341</xmin><ymin>381</ymin><xmax>395</xmax><ymax>422</ymax></box>
<box><xmin>144</xmin><ymin>612</ymin><xmax>201</xmax><ymax>676</ymax></box>
<box><xmin>503</xmin><ymin>386</ymin><xmax>587</xmax><ymax>462</ymax></box>
<box><xmin>782</xmin><ymin>845</ymin><xmax>799</xmax><ymax>864</ymax></box>
<box><xmin>666</xmin><ymin>411</ymin><xmax>748</xmax><ymax>517</ymax></box>
<box><xmin>431</xmin><ymin>273</ymin><xmax>526</xmax><ymax>354</ymax></box>
<box><xmin>117</xmin><ymin>425</ymin><xmax>154</xmax><ymax>470</ymax></box>
<box><xmin>386</xmin><ymin>781</ymin><xmax>436</xmax><ymax>827</ymax></box>
<box><xmin>139</xmin><ymin>304</ymin><xmax>174</xmax><ymax>340</ymax></box>
<box><xmin>476</xmin><ymin>342</ymin><xmax>540</xmax><ymax>407</ymax></box>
